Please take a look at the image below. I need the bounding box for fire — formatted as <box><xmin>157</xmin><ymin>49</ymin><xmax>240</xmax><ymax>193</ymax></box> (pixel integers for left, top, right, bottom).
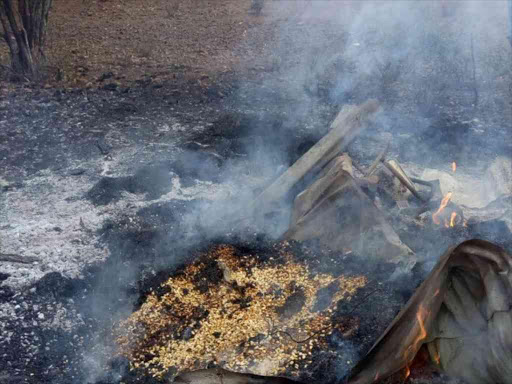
<box><xmin>433</xmin><ymin>350</ymin><xmax>441</xmax><ymax>365</ymax></box>
<box><xmin>449</xmin><ymin>212</ymin><xmax>457</xmax><ymax>227</ymax></box>
<box><xmin>452</xmin><ymin>162</ymin><xmax>456</xmax><ymax>172</ymax></box>
<box><xmin>413</xmin><ymin>305</ymin><xmax>428</xmax><ymax>352</ymax></box>
<box><xmin>404</xmin><ymin>365</ymin><xmax>411</xmax><ymax>380</ymax></box>
<box><xmin>432</xmin><ymin>192</ymin><xmax>452</xmax><ymax>225</ymax></box>
<box><xmin>402</xmin><ymin>305</ymin><xmax>428</xmax><ymax>381</ymax></box>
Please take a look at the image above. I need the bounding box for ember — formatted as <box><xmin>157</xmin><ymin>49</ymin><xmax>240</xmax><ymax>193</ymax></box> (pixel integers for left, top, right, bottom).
<box><xmin>432</xmin><ymin>192</ymin><xmax>453</xmax><ymax>225</ymax></box>
<box><xmin>449</xmin><ymin>212</ymin><xmax>457</xmax><ymax>227</ymax></box>
<box><xmin>432</xmin><ymin>349</ymin><xmax>441</xmax><ymax>366</ymax></box>
<box><xmin>404</xmin><ymin>365</ymin><xmax>411</xmax><ymax>380</ymax></box>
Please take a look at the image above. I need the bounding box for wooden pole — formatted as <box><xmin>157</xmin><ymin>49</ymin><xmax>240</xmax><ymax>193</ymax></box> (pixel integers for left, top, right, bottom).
<box><xmin>248</xmin><ymin>100</ymin><xmax>380</xmax><ymax>212</ymax></box>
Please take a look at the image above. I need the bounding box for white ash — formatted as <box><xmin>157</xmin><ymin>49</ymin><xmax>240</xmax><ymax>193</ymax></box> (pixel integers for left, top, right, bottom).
<box><xmin>0</xmin><ymin>147</ymin><xmax>236</xmax><ymax>292</ymax></box>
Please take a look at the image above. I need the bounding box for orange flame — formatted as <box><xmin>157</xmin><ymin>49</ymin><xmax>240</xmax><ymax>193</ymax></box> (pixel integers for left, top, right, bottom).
<box><xmin>433</xmin><ymin>349</ymin><xmax>441</xmax><ymax>365</ymax></box>
<box><xmin>449</xmin><ymin>212</ymin><xmax>457</xmax><ymax>227</ymax></box>
<box><xmin>413</xmin><ymin>305</ymin><xmax>428</xmax><ymax>351</ymax></box>
<box><xmin>402</xmin><ymin>305</ymin><xmax>429</xmax><ymax>380</ymax></box>
<box><xmin>404</xmin><ymin>365</ymin><xmax>411</xmax><ymax>380</ymax></box>
<box><xmin>432</xmin><ymin>192</ymin><xmax>452</xmax><ymax>225</ymax></box>
<box><xmin>452</xmin><ymin>162</ymin><xmax>456</xmax><ymax>172</ymax></box>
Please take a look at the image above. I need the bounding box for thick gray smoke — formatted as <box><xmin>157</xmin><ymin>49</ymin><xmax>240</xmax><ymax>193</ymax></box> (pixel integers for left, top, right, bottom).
<box><xmin>81</xmin><ymin>2</ymin><xmax>512</xmax><ymax>383</ymax></box>
<box><xmin>187</xmin><ymin>0</ymin><xmax>512</xmax><ymax>237</ymax></box>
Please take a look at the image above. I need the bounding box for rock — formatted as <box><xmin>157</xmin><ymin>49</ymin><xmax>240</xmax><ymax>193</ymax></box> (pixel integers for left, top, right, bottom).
<box><xmin>98</xmin><ymin>71</ymin><xmax>114</xmax><ymax>82</ymax></box>
<box><xmin>102</xmin><ymin>83</ymin><xmax>118</xmax><ymax>91</ymax></box>
<box><xmin>69</xmin><ymin>168</ymin><xmax>85</xmax><ymax>176</ymax></box>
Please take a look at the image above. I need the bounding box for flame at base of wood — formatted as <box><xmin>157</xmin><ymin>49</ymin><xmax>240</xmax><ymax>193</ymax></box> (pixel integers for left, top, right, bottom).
<box><xmin>116</xmin><ymin>243</ymin><xmax>367</xmax><ymax>381</ymax></box>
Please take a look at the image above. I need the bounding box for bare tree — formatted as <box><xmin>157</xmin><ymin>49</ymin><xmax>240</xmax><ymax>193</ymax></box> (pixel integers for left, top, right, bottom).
<box><xmin>0</xmin><ymin>0</ymin><xmax>53</xmax><ymax>78</ymax></box>
<box><xmin>508</xmin><ymin>0</ymin><xmax>512</xmax><ymax>48</ymax></box>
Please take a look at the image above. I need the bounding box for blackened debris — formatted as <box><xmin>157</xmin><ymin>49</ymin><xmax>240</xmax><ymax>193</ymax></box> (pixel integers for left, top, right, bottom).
<box><xmin>275</xmin><ymin>286</ymin><xmax>306</xmax><ymax>319</ymax></box>
<box><xmin>86</xmin><ymin>176</ymin><xmax>134</xmax><ymax>206</ymax></box>
<box><xmin>0</xmin><ymin>285</ymin><xmax>14</xmax><ymax>303</ymax></box>
<box><xmin>171</xmin><ymin>150</ymin><xmax>223</xmax><ymax>187</ymax></box>
<box><xmin>0</xmin><ymin>272</ymin><xmax>10</xmax><ymax>282</ymax></box>
<box><xmin>86</xmin><ymin>163</ymin><xmax>174</xmax><ymax>205</ymax></box>
<box><xmin>312</xmin><ymin>281</ymin><xmax>339</xmax><ymax>313</ymax></box>
<box><xmin>30</xmin><ymin>272</ymin><xmax>76</xmax><ymax>298</ymax></box>
<box><xmin>192</xmin><ymin>258</ymin><xmax>224</xmax><ymax>293</ymax></box>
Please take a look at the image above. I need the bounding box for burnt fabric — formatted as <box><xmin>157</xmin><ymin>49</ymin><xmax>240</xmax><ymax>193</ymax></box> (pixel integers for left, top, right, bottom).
<box><xmin>349</xmin><ymin>239</ymin><xmax>512</xmax><ymax>384</ymax></box>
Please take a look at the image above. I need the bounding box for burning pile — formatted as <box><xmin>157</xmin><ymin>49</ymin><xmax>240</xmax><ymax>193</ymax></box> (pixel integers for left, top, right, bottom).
<box><xmin>115</xmin><ymin>101</ymin><xmax>512</xmax><ymax>384</ymax></box>
<box><xmin>116</xmin><ymin>243</ymin><xmax>370</xmax><ymax>381</ymax></box>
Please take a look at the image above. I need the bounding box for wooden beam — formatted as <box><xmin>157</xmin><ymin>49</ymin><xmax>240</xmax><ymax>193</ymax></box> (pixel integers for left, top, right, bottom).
<box><xmin>249</xmin><ymin>99</ymin><xmax>380</xmax><ymax>212</ymax></box>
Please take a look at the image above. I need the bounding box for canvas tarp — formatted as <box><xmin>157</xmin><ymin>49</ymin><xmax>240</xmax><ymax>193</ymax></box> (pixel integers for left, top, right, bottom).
<box><xmin>349</xmin><ymin>239</ymin><xmax>512</xmax><ymax>384</ymax></box>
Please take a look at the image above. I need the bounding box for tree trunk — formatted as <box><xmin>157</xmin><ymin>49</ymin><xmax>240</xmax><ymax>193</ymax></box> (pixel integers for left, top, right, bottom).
<box><xmin>0</xmin><ymin>0</ymin><xmax>53</xmax><ymax>78</ymax></box>
<box><xmin>508</xmin><ymin>0</ymin><xmax>512</xmax><ymax>48</ymax></box>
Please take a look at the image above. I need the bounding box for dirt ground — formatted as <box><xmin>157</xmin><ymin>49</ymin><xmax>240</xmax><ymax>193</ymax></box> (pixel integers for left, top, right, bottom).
<box><xmin>0</xmin><ymin>0</ymin><xmax>281</xmax><ymax>87</ymax></box>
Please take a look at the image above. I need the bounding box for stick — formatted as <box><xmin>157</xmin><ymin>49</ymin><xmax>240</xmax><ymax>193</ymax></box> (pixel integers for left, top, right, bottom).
<box><xmin>249</xmin><ymin>100</ymin><xmax>380</xmax><ymax>211</ymax></box>
<box><xmin>470</xmin><ymin>33</ymin><xmax>479</xmax><ymax>109</ymax></box>
<box><xmin>366</xmin><ymin>134</ymin><xmax>391</xmax><ymax>176</ymax></box>
<box><xmin>0</xmin><ymin>253</ymin><xmax>39</xmax><ymax>264</ymax></box>
<box><xmin>383</xmin><ymin>160</ymin><xmax>425</xmax><ymax>202</ymax></box>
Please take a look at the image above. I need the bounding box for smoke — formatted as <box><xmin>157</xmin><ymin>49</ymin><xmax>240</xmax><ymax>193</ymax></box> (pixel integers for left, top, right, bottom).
<box><xmin>79</xmin><ymin>1</ymin><xmax>512</xmax><ymax>383</ymax></box>
<box><xmin>253</xmin><ymin>1</ymin><xmax>512</xmax><ymax>162</ymax></box>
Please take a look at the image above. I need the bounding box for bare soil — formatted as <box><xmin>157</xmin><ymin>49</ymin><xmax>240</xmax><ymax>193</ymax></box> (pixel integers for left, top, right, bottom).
<box><xmin>0</xmin><ymin>0</ymin><xmax>278</xmax><ymax>87</ymax></box>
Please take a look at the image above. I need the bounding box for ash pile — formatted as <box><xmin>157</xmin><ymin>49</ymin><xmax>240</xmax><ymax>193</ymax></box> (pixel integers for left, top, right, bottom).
<box><xmin>114</xmin><ymin>100</ymin><xmax>512</xmax><ymax>384</ymax></box>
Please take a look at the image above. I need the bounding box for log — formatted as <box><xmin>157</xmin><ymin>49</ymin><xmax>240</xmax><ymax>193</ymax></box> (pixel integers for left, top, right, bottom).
<box><xmin>365</xmin><ymin>133</ymin><xmax>391</xmax><ymax>176</ymax></box>
<box><xmin>249</xmin><ymin>100</ymin><xmax>380</xmax><ymax>212</ymax></box>
<box><xmin>0</xmin><ymin>253</ymin><xmax>39</xmax><ymax>264</ymax></box>
<box><xmin>383</xmin><ymin>160</ymin><xmax>425</xmax><ymax>202</ymax></box>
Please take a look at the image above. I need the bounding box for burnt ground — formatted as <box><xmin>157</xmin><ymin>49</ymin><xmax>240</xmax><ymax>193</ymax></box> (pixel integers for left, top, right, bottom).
<box><xmin>0</xmin><ymin>73</ymin><xmax>510</xmax><ymax>384</ymax></box>
<box><xmin>1</xmin><ymin>2</ymin><xmax>512</xmax><ymax>384</ymax></box>
<box><xmin>0</xmin><ymin>73</ymin><xmax>340</xmax><ymax>384</ymax></box>
<box><xmin>1</xmin><ymin>71</ymin><xmax>512</xmax><ymax>384</ymax></box>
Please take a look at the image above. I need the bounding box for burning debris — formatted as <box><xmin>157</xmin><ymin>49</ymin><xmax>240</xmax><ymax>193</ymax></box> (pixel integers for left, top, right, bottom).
<box><xmin>349</xmin><ymin>239</ymin><xmax>512</xmax><ymax>384</ymax></box>
<box><xmin>116</xmin><ymin>242</ymin><xmax>396</xmax><ymax>382</ymax></box>
<box><xmin>114</xmin><ymin>100</ymin><xmax>512</xmax><ymax>384</ymax></box>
